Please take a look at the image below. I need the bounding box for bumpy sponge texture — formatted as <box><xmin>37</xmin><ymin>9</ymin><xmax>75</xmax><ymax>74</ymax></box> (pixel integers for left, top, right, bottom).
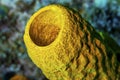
<box><xmin>24</xmin><ymin>5</ymin><xmax>120</xmax><ymax>80</ymax></box>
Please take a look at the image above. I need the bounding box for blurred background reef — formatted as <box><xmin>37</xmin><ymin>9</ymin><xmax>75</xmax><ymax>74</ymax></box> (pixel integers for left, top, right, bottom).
<box><xmin>0</xmin><ymin>0</ymin><xmax>120</xmax><ymax>80</ymax></box>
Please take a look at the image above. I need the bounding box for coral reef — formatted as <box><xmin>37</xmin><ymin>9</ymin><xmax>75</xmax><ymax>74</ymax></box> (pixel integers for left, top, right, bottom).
<box><xmin>24</xmin><ymin>4</ymin><xmax>120</xmax><ymax>80</ymax></box>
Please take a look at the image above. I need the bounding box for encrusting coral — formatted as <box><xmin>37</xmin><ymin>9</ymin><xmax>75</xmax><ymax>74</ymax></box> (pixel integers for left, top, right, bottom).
<box><xmin>10</xmin><ymin>75</ymin><xmax>28</xmax><ymax>80</ymax></box>
<box><xmin>24</xmin><ymin>4</ymin><xmax>120</xmax><ymax>80</ymax></box>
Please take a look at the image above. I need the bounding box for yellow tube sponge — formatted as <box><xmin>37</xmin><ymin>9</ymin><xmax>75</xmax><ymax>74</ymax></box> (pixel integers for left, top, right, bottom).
<box><xmin>24</xmin><ymin>4</ymin><xmax>120</xmax><ymax>80</ymax></box>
